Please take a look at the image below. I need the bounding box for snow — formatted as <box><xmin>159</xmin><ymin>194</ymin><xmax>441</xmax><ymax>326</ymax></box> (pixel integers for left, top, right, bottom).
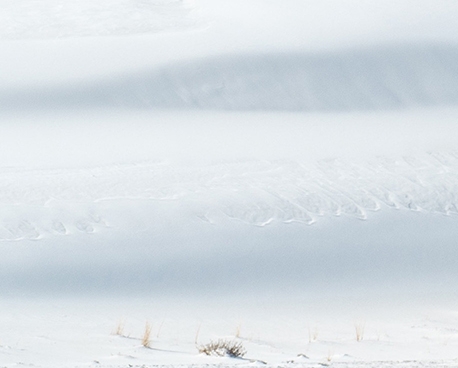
<box><xmin>4</xmin><ymin>44</ymin><xmax>458</xmax><ymax>112</ymax></box>
<box><xmin>1</xmin><ymin>0</ymin><xmax>458</xmax><ymax>367</ymax></box>
<box><xmin>0</xmin><ymin>0</ymin><xmax>201</xmax><ymax>39</ymax></box>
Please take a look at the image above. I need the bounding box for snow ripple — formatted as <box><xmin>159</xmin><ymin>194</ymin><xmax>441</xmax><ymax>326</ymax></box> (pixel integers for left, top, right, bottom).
<box><xmin>0</xmin><ymin>152</ymin><xmax>457</xmax><ymax>239</ymax></box>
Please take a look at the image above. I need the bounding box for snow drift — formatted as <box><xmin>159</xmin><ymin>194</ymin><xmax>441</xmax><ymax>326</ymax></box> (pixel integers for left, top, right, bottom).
<box><xmin>2</xmin><ymin>44</ymin><xmax>458</xmax><ymax>112</ymax></box>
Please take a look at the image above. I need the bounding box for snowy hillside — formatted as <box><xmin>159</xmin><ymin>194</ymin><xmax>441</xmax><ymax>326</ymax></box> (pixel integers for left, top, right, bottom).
<box><xmin>1</xmin><ymin>1</ymin><xmax>458</xmax><ymax>367</ymax></box>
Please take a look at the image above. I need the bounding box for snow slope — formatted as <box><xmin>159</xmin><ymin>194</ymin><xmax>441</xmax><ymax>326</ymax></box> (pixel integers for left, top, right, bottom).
<box><xmin>3</xmin><ymin>44</ymin><xmax>458</xmax><ymax>112</ymax></box>
<box><xmin>1</xmin><ymin>1</ymin><xmax>458</xmax><ymax>367</ymax></box>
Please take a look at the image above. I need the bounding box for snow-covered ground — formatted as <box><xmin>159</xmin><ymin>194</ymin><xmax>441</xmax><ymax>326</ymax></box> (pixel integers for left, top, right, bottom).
<box><xmin>1</xmin><ymin>1</ymin><xmax>458</xmax><ymax>367</ymax></box>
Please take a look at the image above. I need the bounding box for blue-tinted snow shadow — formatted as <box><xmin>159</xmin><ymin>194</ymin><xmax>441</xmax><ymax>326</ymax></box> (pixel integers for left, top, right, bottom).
<box><xmin>1</xmin><ymin>43</ymin><xmax>458</xmax><ymax>113</ymax></box>
<box><xmin>1</xmin><ymin>211</ymin><xmax>458</xmax><ymax>299</ymax></box>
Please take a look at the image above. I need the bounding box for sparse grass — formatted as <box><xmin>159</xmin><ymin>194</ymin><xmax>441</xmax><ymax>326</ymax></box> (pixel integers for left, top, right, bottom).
<box><xmin>198</xmin><ymin>339</ymin><xmax>247</xmax><ymax>358</ymax></box>
<box><xmin>157</xmin><ymin>318</ymin><xmax>165</xmax><ymax>338</ymax></box>
<box><xmin>308</xmin><ymin>326</ymin><xmax>319</xmax><ymax>343</ymax></box>
<box><xmin>355</xmin><ymin>321</ymin><xmax>366</xmax><ymax>342</ymax></box>
<box><xmin>194</xmin><ymin>323</ymin><xmax>202</xmax><ymax>345</ymax></box>
<box><xmin>235</xmin><ymin>322</ymin><xmax>242</xmax><ymax>338</ymax></box>
<box><xmin>326</xmin><ymin>349</ymin><xmax>334</xmax><ymax>364</ymax></box>
<box><xmin>112</xmin><ymin>320</ymin><xmax>125</xmax><ymax>336</ymax></box>
<box><xmin>142</xmin><ymin>322</ymin><xmax>153</xmax><ymax>348</ymax></box>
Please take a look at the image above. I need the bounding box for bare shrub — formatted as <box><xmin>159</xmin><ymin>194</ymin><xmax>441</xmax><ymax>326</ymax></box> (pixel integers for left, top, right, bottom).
<box><xmin>198</xmin><ymin>339</ymin><xmax>246</xmax><ymax>358</ymax></box>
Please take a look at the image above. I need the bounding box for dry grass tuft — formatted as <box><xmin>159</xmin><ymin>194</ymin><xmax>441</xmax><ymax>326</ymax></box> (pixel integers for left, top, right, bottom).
<box><xmin>355</xmin><ymin>321</ymin><xmax>366</xmax><ymax>342</ymax></box>
<box><xmin>142</xmin><ymin>322</ymin><xmax>153</xmax><ymax>348</ymax></box>
<box><xmin>112</xmin><ymin>320</ymin><xmax>125</xmax><ymax>336</ymax></box>
<box><xmin>198</xmin><ymin>339</ymin><xmax>246</xmax><ymax>358</ymax></box>
<box><xmin>235</xmin><ymin>323</ymin><xmax>242</xmax><ymax>338</ymax></box>
<box><xmin>157</xmin><ymin>318</ymin><xmax>165</xmax><ymax>338</ymax></box>
<box><xmin>308</xmin><ymin>326</ymin><xmax>319</xmax><ymax>343</ymax></box>
<box><xmin>194</xmin><ymin>323</ymin><xmax>202</xmax><ymax>345</ymax></box>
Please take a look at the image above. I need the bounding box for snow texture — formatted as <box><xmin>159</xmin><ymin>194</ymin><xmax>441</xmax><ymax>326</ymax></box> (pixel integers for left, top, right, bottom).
<box><xmin>0</xmin><ymin>0</ymin><xmax>201</xmax><ymax>39</ymax></box>
<box><xmin>1</xmin><ymin>0</ymin><xmax>458</xmax><ymax>367</ymax></box>
<box><xmin>0</xmin><ymin>151</ymin><xmax>457</xmax><ymax>241</ymax></box>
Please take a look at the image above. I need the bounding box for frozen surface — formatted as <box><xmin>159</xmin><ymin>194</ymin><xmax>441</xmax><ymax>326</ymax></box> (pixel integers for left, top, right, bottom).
<box><xmin>1</xmin><ymin>0</ymin><xmax>458</xmax><ymax>367</ymax></box>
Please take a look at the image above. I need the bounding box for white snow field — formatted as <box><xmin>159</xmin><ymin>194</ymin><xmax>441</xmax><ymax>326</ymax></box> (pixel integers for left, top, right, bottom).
<box><xmin>1</xmin><ymin>1</ymin><xmax>458</xmax><ymax>367</ymax></box>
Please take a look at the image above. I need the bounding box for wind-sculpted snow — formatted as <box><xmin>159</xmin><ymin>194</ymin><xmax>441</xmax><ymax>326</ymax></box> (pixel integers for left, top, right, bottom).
<box><xmin>2</xmin><ymin>44</ymin><xmax>458</xmax><ymax>112</ymax></box>
<box><xmin>83</xmin><ymin>362</ymin><xmax>458</xmax><ymax>368</ymax></box>
<box><xmin>0</xmin><ymin>0</ymin><xmax>200</xmax><ymax>39</ymax></box>
<box><xmin>0</xmin><ymin>152</ymin><xmax>457</xmax><ymax>240</ymax></box>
